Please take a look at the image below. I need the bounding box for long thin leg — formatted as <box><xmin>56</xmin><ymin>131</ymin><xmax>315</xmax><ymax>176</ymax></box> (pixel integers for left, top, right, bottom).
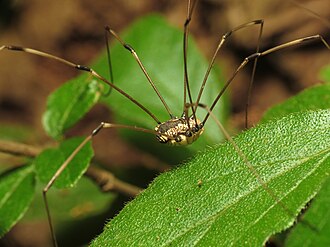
<box><xmin>245</xmin><ymin>22</ymin><xmax>263</xmax><ymax>129</ymax></box>
<box><xmin>105</xmin><ymin>27</ymin><xmax>174</xmax><ymax>119</ymax></box>
<box><xmin>42</xmin><ymin>122</ymin><xmax>159</xmax><ymax>247</ymax></box>
<box><xmin>0</xmin><ymin>45</ymin><xmax>161</xmax><ymax>124</ymax></box>
<box><xmin>188</xmin><ymin>102</ymin><xmax>317</xmax><ymax>231</ymax></box>
<box><xmin>193</xmin><ymin>20</ymin><xmax>264</xmax><ymax>128</ymax></box>
<box><xmin>103</xmin><ymin>26</ymin><xmax>115</xmax><ymax>96</ymax></box>
<box><xmin>182</xmin><ymin>0</ymin><xmax>199</xmax><ymax>126</ymax></box>
<box><xmin>202</xmin><ymin>34</ymin><xmax>330</xmax><ymax>125</ymax></box>
<box><xmin>201</xmin><ymin>103</ymin><xmax>295</xmax><ymax>215</ymax></box>
<box><xmin>290</xmin><ymin>0</ymin><xmax>330</xmax><ymax>28</ymax></box>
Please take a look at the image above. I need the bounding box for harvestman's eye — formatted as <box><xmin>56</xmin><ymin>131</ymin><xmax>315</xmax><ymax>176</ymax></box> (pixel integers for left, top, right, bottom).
<box><xmin>185</xmin><ymin>130</ymin><xmax>192</xmax><ymax>137</ymax></box>
<box><xmin>175</xmin><ymin>136</ymin><xmax>182</xmax><ymax>142</ymax></box>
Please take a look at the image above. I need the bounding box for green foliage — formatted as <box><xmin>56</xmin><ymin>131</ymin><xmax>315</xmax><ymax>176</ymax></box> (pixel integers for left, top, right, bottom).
<box><xmin>0</xmin><ymin>137</ymin><xmax>105</xmax><ymax>239</ymax></box>
<box><xmin>42</xmin><ymin>77</ymin><xmax>101</xmax><ymax>139</ymax></box>
<box><xmin>41</xmin><ymin>15</ymin><xmax>228</xmax><ymax>164</ymax></box>
<box><xmin>262</xmin><ymin>83</ymin><xmax>330</xmax><ymax>122</ymax></box>
<box><xmin>98</xmin><ymin>15</ymin><xmax>228</xmax><ymax>155</ymax></box>
<box><xmin>91</xmin><ymin>109</ymin><xmax>330</xmax><ymax>246</ymax></box>
<box><xmin>0</xmin><ymin>13</ymin><xmax>329</xmax><ymax>247</ymax></box>
<box><xmin>0</xmin><ymin>14</ymin><xmax>226</xmax><ymax>238</ymax></box>
<box><xmin>0</xmin><ymin>165</ymin><xmax>35</xmax><ymax>237</ymax></box>
<box><xmin>285</xmin><ymin>177</ymin><xmax>330</xmax><ymax>247</ymax></box>
<box><xmin>34</xmin><ymin>137</ymin><xmax>93</xmax><ymax>188</ymax></box>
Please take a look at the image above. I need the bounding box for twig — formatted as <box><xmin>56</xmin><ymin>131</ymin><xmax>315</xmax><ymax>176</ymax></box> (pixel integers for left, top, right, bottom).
<box><xmin>0</xmin><ymin>140</ymin><xmax>41</xmax><ymax>157</ymax></box>
<box><xmin>86</xmin><ymin>166</ymin><xmax>142</xmax><ymax>197</ymax></box>
<box><xmin>0</xmin><ymin>139</ymin><xmax>142</xmax><ymax>197</ymax></box>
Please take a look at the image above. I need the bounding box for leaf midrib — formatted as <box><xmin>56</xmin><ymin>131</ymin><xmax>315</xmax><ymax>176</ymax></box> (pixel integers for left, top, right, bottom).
<box><xmin>0</xmin><ymin>166</ymin><xmax>33</xmax><ymax>208</ymax></box>
<box><xmin>160</xmin><ymin>149</ymin><xmax>330</xmax><ymax>246</ymax></box>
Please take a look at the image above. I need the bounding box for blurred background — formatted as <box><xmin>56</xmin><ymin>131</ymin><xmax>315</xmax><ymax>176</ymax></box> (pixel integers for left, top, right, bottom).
<box><xmin>0</xmin><ymin>0</ymin><xmax>329</xmax><ymax>246</ymax></box>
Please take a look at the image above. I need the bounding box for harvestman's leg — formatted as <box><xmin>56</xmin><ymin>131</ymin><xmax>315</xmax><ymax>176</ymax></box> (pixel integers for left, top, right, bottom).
<box><xmin>0</xmin><ymin>45</ymin><xmax>161</xmax><ymax>124</ymax></box>
<box><xmin>196</xmin><ymin>103</ymin><xmax>293</xmax><ymax>215</ymax></box>
<box><xmin>102</xmin><ymin>26</ymin><xmax>115</xmax><ymax>96</ymax></box>
<box><xmin>190</xmin><ymin>34</ymin><xmax>329</xmax><ymax>230</ymax></box>
<box><xmin>182</xmin><ymin>0</ymin><xmax>199</xmax><ymax>123</ymax></box>
<box><xmin>179</xmin><ymin>0</ymin><xmax>264</xmax><ymax>129</ymax></box>
<box><xmin>193</xmin><ymin>19</ymin><xmax>264</xmax><ymax>129</ymax></box>
<box><xmin>203</xmin><ymin>34</ymin><xmax>330</xmax><ymax>125</ymax></box>
<box><xmin>42</xmin><ymin>122</ymin><xmax>158</xmax><ymax>247</ymax></box>
<box><xmin>104</xmin><ymin>27</ymin><xmax>174</xmax><ymax>119</ymax></box>
<box><xmin>187</xmin><ymin>102</ymin><xmax>318</xmax><ymax>231</ymax></box>
<box><xmin>0</xmin><ymin>44</ymin><xmax>164</xmax><ymax>246</ymax></box>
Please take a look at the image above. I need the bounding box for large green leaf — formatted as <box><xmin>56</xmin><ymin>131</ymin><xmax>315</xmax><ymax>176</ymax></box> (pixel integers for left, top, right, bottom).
<box><xmin>285</xmin><ymin>177</ymin><xmax>330</xmax><ymax>247</ymax></box>
<box><xmin>91</xmin><ymin>110</ymin><xmax>330</xmax><ymax>246</ymax></box>
<box><xmin>261</xmin><ymin>83</ymin><xmax>330</xmax><ymax>122</ymax></box>
<box><xmin>41</xmin><ymin>14</ymin><xmax>228</xmax><ymax>163</ymax></box>
<box><xmin>96</xmin><ymin>15</ymin><xmax>227</xmax><ymax>162</ymax></box>
<box><xmin>34</xmin><ymin>137</ymin><xmax>93</xmax><ymax>189</ymax></box>
<box><xmin>0</xmin><ymin>165</ymin><xmax>35</xmax><ymax>237</ymax></box>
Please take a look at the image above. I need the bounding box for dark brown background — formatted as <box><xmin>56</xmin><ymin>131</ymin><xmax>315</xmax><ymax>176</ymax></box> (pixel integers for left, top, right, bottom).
<box><xmin>0</xmin><ymin>0</ymin><xmax>329</xmax><ymax>246</ymax></box>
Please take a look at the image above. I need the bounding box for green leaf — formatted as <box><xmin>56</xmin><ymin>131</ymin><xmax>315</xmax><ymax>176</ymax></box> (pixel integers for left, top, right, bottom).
<box><xmin>34</xmin><ymin>137</ymin><xmax>93</xmax><ymax>188</ymax></box>
<box><xmin>94</xmin><ymin>15</ymin><xmax>228</xmax><ymax>163</ymax></box>
<box><xmin>91</xmin><ymin>110</ymin><xmax>330</xmax><ymax>246</ymax></box>
<box><xmin>44</xmin><ymin>15</ymin><xmax>224</xmax><ymax>164</ymax></box>
<box><xmin>0</xmin><ymin>165</ymin><xmax>35</xmax><ymax>237</ymax></box>
<box><xmin>42</xmin><ymin>76</ymin><xmax>101</xmax><ymax>139</ymax></box>
<box><xmin>102</xmin><ymin>15</ymin><xmax>227</xmax><ymax>138</ymax></box>
<box><xmin>40</xmin><ymin>14</ymin><xmax>228</xmax><ymax>163</ymax></box>
<box><xmin>261</xmin><ymin>83</ymin><xmax>330</xmax><ymax>122</ymax></box>
<box><xmin>284</xmin><ymin>177</ymin><xmax>330</xmax><ymax>247</ymax></box>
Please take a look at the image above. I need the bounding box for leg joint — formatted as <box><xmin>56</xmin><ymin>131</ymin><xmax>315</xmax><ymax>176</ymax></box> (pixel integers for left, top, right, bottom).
<box><xmin>247</xmin><ymin>53</ymin><xmax>260</xmax><ymax>61</ymax></box>
<box><xmin>124</xmin><ymin>44</ymin><xmax>134</xmax><ymax>53</ymax></box>
<box><xmin>6</xmin><ymin>45</ymin><xmax>25</xmax><ymax>51</ymax></box>
<box><xmin>76</xmin><ymin>65</ymin><xmax>92</xmax><ymax>72</ymax></box>
<box><xmin>92</xmin><ymin>122</ymin><xmax>105</xmax><ymax>136</ymax></box>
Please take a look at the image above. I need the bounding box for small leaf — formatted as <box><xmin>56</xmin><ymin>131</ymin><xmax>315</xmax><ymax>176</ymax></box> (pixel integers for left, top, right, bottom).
<box><xmin>34</xmin><ymin>137</ymin><xmax>93</xmax><ymax>188</ymax></box>
<box><xmin>284</xmin><ymin>177</ymin><xmax>330</xmax><ymax>247</ymax></box>
<box><xmin>91</xmin><ymin>110</ymin><xmax>330</xmax><ymax>246</ymax></box>
<box><xmin>42</xmin><ymin>77</ymin><xmax>101</xmax><ymax>139</ymax></box>
<box><xmin>261</xmin><ymin>83</ymin><xmax>330</xmax><ymax>122</ymax></box>
<box><xmin>0</xmin><ymin>165</ymin><xmax>35</xmax><ymax>237</ymax></box>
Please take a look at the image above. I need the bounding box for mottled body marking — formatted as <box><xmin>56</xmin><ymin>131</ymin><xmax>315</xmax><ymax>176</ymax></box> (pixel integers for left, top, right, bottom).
<box><xmin>155</xmin><ymin>117</ymin><xmax>204</xmax><ymax>146</ymax></box>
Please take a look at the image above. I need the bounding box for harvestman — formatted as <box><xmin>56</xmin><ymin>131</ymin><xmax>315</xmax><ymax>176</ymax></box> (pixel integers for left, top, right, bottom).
<box><xmin>1</xmin><ymin>0</ymin><xmax>329</xmax><ymax>246</ymax></box>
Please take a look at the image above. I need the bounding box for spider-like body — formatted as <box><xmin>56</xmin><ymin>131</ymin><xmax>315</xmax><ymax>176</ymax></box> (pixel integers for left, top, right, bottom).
<box><xmin>155</xmin><ymin>117</ymin><xmax>204</xmax><ymax>145</ymax></box>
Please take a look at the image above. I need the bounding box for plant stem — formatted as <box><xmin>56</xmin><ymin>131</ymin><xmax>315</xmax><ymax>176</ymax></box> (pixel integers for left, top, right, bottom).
<box><xmin>0</xmin><ymin>139</ymin><xmax>142</xmax><ymax>197</ymax></box>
